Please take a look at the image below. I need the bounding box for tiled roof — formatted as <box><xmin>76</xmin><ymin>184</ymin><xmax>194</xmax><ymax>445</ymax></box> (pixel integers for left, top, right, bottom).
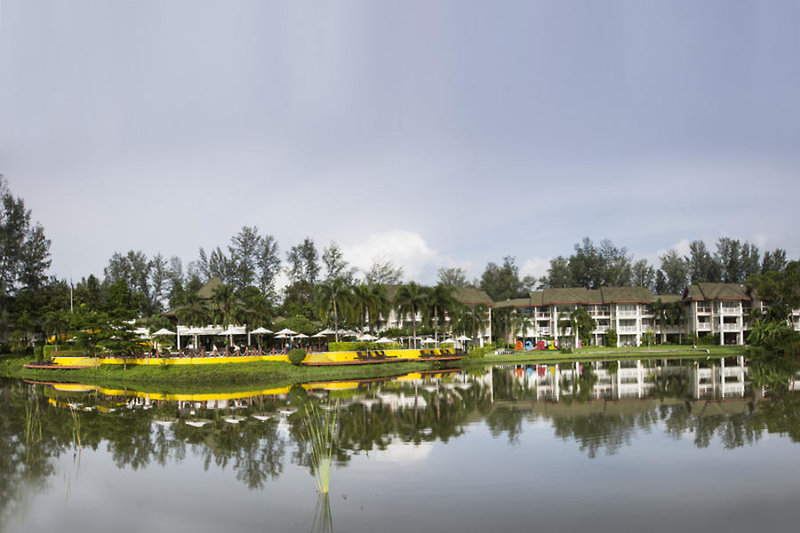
<box><xmin>683</xmin><ymin>283</ymin><xmax>749</xmax><ymax>301</ymax></box>
<box><xmin>454</xmin><ymin>287</ymin><xmax>494</xmax><ymax>306</ymax></box>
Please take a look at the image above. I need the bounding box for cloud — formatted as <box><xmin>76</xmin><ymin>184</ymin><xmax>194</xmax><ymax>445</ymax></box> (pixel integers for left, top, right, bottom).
<box><xmin>342</xmin><ymin>230</ymin><xmax>438</xmax><ymax>282</ymax></box>
<box><xmin>520</xmin><ymin>257</ymin><xmax>550</xmax><ymax>282</ymax></box>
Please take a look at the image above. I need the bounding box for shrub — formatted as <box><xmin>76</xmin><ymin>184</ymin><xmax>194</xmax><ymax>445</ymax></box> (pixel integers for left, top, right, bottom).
<box><xmin>288</xmin><ymin>348</ymin><xmax>307</xmax><ymax>365</ymax></box>
<box><xmin>605</xmin><ymin>329</ymin><xmax>618</xmax><ymax>347</ymax></box>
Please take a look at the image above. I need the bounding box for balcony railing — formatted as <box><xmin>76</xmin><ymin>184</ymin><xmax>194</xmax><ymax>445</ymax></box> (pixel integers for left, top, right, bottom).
<box><xmin>697</xmin><ymin>323</ymin><xmax>711</xmax><ymax>331</ymax></box>
<box><xmin>722</xmin><ymin>323</ymin><xmax>740</xmax><ymax>331</ymax></box>
<box><xmin>618</xmin><ymin>326</ymin><xmax>638</xmax><ymax>334</ymax></box>
<box><xmin>617</xmin><ymin>311</ymin><xmax>638</xmax><ymax>318</ymax></box>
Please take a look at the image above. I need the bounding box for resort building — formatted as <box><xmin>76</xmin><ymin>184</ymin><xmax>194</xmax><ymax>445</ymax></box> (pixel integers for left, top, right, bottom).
<box><xmin>495</xmin><ymin>283</ymin><xmax>756</xmax><ymax>347</ymax></box>
<box><xmin>382</xmin><ymin>286</ymin><xmax>494</xmax><ymax>346</ymax></box>
<box><xmin>682</xmin><ymin>283</ymin><xmax>751</xmax><ymax>346</ymax></box>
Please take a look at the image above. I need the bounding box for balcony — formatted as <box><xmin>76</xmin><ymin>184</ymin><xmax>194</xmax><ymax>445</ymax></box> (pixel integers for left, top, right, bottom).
<box><xmin>618</xmin><ymin>326</ymin><xmax>638</xmax><ymax>334</ymax></box>
<box><xmin>697</xmin><ymin>323</ymin><xmax>711</xmax><ymax>331</ymax></box>
<box><xmin>722</xmin><ymin>323</ymin><xmax>740</xmax><ymax>331</ymax></box>
<box><xmin>720</xmin><ymin>307</ymin><xmax>741</xmax><ymax>315</ymax></box>
<box><xmin>617</xmin><ymin>311</ymin><xmax>638</xmax><ymax>318</ymax></box>
<box><xmin>696</xmin><ymin>306</ymin><xmax>711</xmax><ymax>314</ymax></box>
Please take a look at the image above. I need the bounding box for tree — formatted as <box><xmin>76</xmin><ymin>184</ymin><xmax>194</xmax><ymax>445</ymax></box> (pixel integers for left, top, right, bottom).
<box><xmin>748</xmin><ymin>261</ymin><xmax>800</xmax><ymax>323</ymax></box>
<box><xmin>686</xmin><ymin>240</ymin><xmax>719</xmax><ymax>283</ymax></box>
<box><xmin>454</xmin><ymin>303</ymin><xmax>489</xmax><ymax>346</ymax></box>
<box><xmin>0</xmin><ymin>175</ymin><xmax>52</xmax><ymax>296</ymax></box>
<box><xmin>364</xmin><ymin>257</ymin><xmax>403</xmax><ymax>286</ymax></box>
<box><xmin>762</xmin><ymin>249</ymin><xmax>788</xmax><ymax>274</ymax></box>
<box><xmin>480</xmin><ymin>257</ymin><xmax>526</xmax><ymax>301</ymax></box>
<box><xmin>631</xmin><ymin>259</ymin><xmax>655</xmax><ymax>289</ymax></box>
<box><xmin>437</xmin><ymin>267</ymin><xmax>469</xmax><ymax>288</ymax></box>
<box><xmin>315</xmin><ymin>277</ymin><xmax>353</xmax><ymax>342</ymax></box>
<box><xmin>540</xmin><ymin>256</ymin><xmax>571</xmax><ymax>288</ymax></box>
<box><xmin>42</xmin><ymin>309</ymin><xmax>70</xmax><ymax>352</ymax></box>
<box><xmin>569</xmin><ymin>307</ymin><xmax>597</xmax><ymax>347</ymax></box>
<box><xmin>321</xmin><ymin>242</ymin><xmax>355</xmax><ymax>283</ymax></box>
<box><xmin>176</xmin><ymin>291</ymin><xmax>210</xmax><ymax>327</ymax></box>
<box><xmin>659</xmin><ymin>250</ymin><xmax>689</xmax><ymax>294</ymax></box>
<box><xmin>394</xmin><ymin>282</ymin><xmax>429</xmax><ymax>347</ymax></box>
<box><xmin>212</xmin><ymin>283</ymin><xmax>238</xmax><ymax>329</ymax></box>
<box><xmin>427</xmin><ymin>284</ymin><xmax>460</xmax><ymax>342</ymax></box>
<box><xmin>258</xmin><ymin>234</ymin><xmax>281</xmax><ymax>298</ymax></box>
<box><xmin>352</xmin><ymin>283</ymin><xmax>390</xmax><ymax>333</ymax></box>
<box><xmin>287</xmin><ymin>238</ymin><xmax>320</xmax><ymax>285</ymax></box>
<box><xmin>228</xmin><ymin>226</ymin><xmax>262</xmax><ymax>291</ymax></box>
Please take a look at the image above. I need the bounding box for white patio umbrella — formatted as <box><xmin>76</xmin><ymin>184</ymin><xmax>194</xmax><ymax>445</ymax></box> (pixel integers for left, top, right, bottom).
<box><xmin>421</xmin><ymin>338</ymin><xmax>437</xmax><ymax>345</ymax></box>
<box><xmin>249</xmin><ymin>327</ymin><xmax>273</xmax><ymax>348</ymax></box>
<box><xmin>275</xmin><ymin>328</ymin><xmax>297</xmax><ymax>336</ymax></box>
<box><xmin>152</xmin><ymin>328</ymin><xmax>176</xmax><ymax>354</ymax></box>
<box><xmin>294</xmin><ymin>333</ymin><xmax>309</xmax><ymax>339</ymax></box>
<box><xmin>358</xmin><ymin>333</ymin><xmax>377</xmax><ymax>342</ymax></box>
<box><xmin>375</xmin><ymin>337</ymin><xmax>394</xmax><ymax>344</ymax></box>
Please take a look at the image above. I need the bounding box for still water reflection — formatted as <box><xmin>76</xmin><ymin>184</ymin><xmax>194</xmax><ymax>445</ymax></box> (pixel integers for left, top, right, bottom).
<box><xmin>3</xmin><ymin>356</ymin><xmax>800</xmax><ymax>532</ymax></box>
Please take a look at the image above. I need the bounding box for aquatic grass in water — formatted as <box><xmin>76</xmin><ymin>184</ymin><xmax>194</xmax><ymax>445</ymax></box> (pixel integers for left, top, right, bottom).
<box><xmin>69</xmin><ymin>404</ymin><xmax>82</xmax><ymax>450</ymax></box>
<box><xmin>304</xmin><ymin>401</ymin><xmax>338</xmax><ymax>494</ymax></box>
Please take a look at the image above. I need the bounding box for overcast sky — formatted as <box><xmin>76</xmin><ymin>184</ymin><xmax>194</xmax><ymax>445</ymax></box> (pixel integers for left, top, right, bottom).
<box><xmin>2</xmin><ymin>0</ymin><xmax>798</xmax><ymax>285</ymax></box>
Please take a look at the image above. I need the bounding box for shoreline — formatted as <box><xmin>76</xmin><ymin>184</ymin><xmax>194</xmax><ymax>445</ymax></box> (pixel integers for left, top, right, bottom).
<box><xmin>2</xmin><ymin>345</ymin><xmax>747</xmax><ymax>393</ymax></box>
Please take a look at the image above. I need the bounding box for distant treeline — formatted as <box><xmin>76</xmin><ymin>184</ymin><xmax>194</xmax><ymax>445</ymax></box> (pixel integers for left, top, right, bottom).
<box><xmin>0</xmin><ymin>175</ymin><xmax>797</xmax><ymax>354</ymax></box>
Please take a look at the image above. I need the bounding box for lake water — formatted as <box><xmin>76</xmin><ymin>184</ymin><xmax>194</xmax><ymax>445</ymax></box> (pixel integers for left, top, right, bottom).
<box><xmin>3</xmin><ymin>356</ymin><xmax>800</xmax><ymax>533</ymax></box>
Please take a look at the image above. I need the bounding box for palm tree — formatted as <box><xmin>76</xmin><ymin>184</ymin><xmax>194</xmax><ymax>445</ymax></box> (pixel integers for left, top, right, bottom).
<box><xmin>557</xmin><ymin>310</ymin><xmax>573</xmax><ymax>347</ymax></box>
<box><xmin>455</xmin><ymin>303</ymin><xmax>489</xmax><ymax>346</ymax></box>
<box><xmin>315</xmin><ymin>277</ymin><xmax>353</xmax><ymax>342</ymax></box>
<box><xmin>427</xmin><ymin>284</ymin><xmax>460</xmax><ymax>343</ymax></box>
<box><xmin>394</xmin><ymin>282</ymin><xmax>429</xmax><ymax>348</ymax></box>
<box><xmin>368</xmin><ymin>284</ymin><xmax>392</xmax><ymax>331</ymax></box>
<box><xmin>43</xmin><ymin>309</ymin><xmax>71</xmax><ymax>352</ymax></box>
<box><xmin>212</xmin><ymin>283</ymin><xmax>238</xmax><ymax>328</ymax></box>
<box><xmin>176</xmin><ymin>291</ymin><xmax>209</xmax><ymax>327</ymax></box>
<box><xmin>352</xmin><ymin>283</ymin><xmax>379</xmax><ymax>334</ymax></box>
<box><xmin>514</xmin><ymin>310</ymin><xmax>533</xmax><ymax>346</ymax></box>
<box><xmin>652</xmin><ymin>298</ymin><xmax>668</xmax><ymax>344</ymax></box>
<box><xmin>569</xmin><ymin>307</ymin><xmax>596</xmax><ymax>347</ymax></box>
<box><xmin>666</xmin><ymin>301</ymin><xmax>686</xmax><ymax>344</ymax></box>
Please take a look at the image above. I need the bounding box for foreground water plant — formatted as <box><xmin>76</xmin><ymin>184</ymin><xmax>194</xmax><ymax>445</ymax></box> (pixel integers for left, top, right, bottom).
<box><xmin>304</xmin><ymin>400</ymin><xmax>338</xmax><ymax>494</ymax></box>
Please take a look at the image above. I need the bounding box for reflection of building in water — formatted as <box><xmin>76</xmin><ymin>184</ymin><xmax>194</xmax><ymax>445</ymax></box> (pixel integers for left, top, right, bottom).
<box><xmin>508</xmin><ymin>357</ymin><xmax>746</xmax><ymax>401</ymax></box>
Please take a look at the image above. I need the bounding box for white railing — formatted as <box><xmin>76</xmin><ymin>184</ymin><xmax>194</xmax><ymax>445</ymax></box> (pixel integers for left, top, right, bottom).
<box><xmin>618</xmin><ymin>326</ymin><xmax>638</xmax><ymax>334</ymax></box>
<box><xmin>697</xmin><ymin>323</ymin><xmax>711</xmax><ymax>331</ymax></box>
<box><xmin>722</xmin><ymin>323</ymin><xmax>740</xmax><ymax>331</ymax></box>
<box><xmin>696</xmin><ymin>307</ymin><xmax>711</xmax><ymax>314</ymax></box>
<box><xmin>617</xmin><ymin>311</ymin><xmax>637</xmax><ymax>318</ymax></box>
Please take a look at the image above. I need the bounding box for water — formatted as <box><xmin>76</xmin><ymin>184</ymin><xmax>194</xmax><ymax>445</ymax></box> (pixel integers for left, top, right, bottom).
<box><xmin>3</xmin><ymin>356</ymin><xmax>800</xmax><ymax>532</ymax></box>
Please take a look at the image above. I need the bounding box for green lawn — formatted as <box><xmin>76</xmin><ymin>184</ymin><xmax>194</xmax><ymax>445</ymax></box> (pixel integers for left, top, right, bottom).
<box><xmin>0</xmin><ymin>354</ymin><xmax>434</xmax><ymax>393</ymax></box>
<box><xmin>1</xmin><ymin>343</ymin><xmax>746</xmax><ymax>393</ymax></box>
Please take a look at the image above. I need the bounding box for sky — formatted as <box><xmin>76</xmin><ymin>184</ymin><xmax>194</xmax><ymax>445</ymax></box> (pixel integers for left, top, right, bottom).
<box><xmin>1</xmin><ymin>0</ymin><xmax>799</xmax><ymax>286</ymax></box>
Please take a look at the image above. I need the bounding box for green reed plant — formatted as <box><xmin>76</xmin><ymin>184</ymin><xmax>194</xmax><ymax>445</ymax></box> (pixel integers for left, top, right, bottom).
<box><xmin>69</xmin><ymin>404</ymin><xmax>82</xmax><ymax>450</ymax></box>
<box><xmin>304</xmin><ymin>401</ymin><xmax>338</xmax><ymax>494</ymax></box>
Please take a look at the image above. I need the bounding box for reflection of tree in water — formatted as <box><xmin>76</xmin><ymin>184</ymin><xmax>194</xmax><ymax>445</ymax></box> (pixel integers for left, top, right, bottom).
<box><xmin>3</xmin><ymin>357</ymin><xmax>800</xmax><ymax>518</ymax></box>
<box><xmin>287</xmin><ymin>377</ymin><xmax>495</xmax><ymax>470</ymax></box>
<box><xmin>0</xmin><ymin>380</ymin><xmax>73</xmax><ymax>525</ymax></box>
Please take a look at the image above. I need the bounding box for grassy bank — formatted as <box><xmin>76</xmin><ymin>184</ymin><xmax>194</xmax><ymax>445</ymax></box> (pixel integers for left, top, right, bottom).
<box><xmin>0</xmin><ymin>354</ymin><xmax>434</xmax><ymax>393</ymax></box>
<box><xmin>462</xmin><ymin>344</ymin><xmax>745</xmax><ymax>366</ymax></box>
<box><xmin>1</xmin><ymin>344</ymin><xmax>746</xmax><ymax>393</ymax></box>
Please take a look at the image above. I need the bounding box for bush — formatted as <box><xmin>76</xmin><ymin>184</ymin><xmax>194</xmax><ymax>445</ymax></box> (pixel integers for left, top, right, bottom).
<box><xmin>605</xmin><ymin>329</ymin><xmax>618</xmax><ymax>347</ymax></box>
<box><xmin>288</xmin><ymin>348</ymin><xmax>307</xmax><ymax>365</ymax></box>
